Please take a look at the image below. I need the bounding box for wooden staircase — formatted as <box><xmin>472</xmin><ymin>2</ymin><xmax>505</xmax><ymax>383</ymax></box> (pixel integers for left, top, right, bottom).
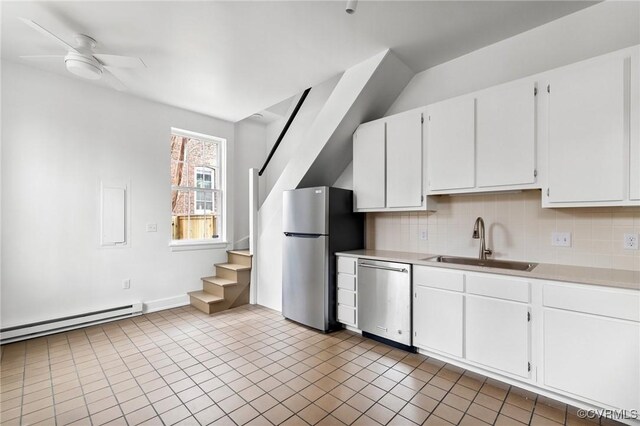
<box><xmin>189</xmin><ymin>250</ymin><xmax>253</xmax><ymax>314</ymax></box>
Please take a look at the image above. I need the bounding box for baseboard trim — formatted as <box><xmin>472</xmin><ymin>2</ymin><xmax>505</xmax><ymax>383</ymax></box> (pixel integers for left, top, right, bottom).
<box><xmin>143</xmin><ymin>294</ymin><xmax>190</xmax><ymax>314</ymax></box>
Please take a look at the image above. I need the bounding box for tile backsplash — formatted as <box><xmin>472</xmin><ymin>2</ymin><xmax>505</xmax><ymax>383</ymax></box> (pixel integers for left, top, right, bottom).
<box><xmin>366</xmin><ymin>190</ymin><xmax>640</xmax><ymax>271</ymax></box>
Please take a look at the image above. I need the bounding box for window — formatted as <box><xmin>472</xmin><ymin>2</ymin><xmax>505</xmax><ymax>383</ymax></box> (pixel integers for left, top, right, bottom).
<box><xmin>170</xmin><ymin>129</ymin><xmax>226</xmax><ymax>245</ymax></box>
<box><xmin>195</xmin><ymin>167</ymin><xmax>214</xmax><ymax>213</ymax></box>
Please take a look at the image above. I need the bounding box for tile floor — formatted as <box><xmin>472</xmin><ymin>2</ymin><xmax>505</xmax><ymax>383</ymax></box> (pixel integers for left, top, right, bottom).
<box><xmin>0</xmin><ymin>305</ymin><xmax>621</xmax><ymax>426</ymax></box>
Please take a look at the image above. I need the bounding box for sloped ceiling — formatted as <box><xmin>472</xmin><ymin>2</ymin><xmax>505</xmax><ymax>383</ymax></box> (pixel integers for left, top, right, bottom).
<box><xmin>1</xmin><ymin>1</ymin><xmax>595</xmax><ymax>122</ymax></box>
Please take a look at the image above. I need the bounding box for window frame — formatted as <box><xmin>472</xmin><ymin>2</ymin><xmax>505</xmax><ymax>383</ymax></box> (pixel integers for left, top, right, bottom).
<box><xmin>169</xmin><ymin>128</ymin><xmax>227</xmax><ymax>249</ymax></box>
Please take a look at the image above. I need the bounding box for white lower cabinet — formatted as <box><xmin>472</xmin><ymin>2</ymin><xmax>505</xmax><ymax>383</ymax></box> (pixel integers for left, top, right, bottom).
<box><xmin>465</xmin><ymin>295</ymin><xmax>530</xmax><ymax>378</ymax></box>
<box><xmin>410</xmin><ymin>265</ymin><xmax>640</xmax><ymax>416</ymax></box>
<box><xmin>542</xmin><ymin>282</ymin><xmax>640</xmax><ymax>411</ymax></box>
<box><xmin>413</xmin><ymin>286</ymin><xmax>463</xmax><ymax>357</ymax></box>
<box><xmin>543</xmin><ymin>308</ymin><xmax>640</xmax><ymax>411</ymax></box>
<box><xmin>336</xmin><ymin>256</ymin><xmax>357</xmax><ymax>327</ymax></box>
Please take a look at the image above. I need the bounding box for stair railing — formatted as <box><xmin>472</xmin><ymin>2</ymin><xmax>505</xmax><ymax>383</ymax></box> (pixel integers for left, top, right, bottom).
<box><xmin>258</xmin><ymin>87</ymin><xmax>311</xmax><ymax>176</ymax></box>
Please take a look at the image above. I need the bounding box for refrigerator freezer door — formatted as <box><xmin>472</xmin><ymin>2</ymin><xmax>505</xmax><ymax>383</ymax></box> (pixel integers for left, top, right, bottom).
<box><xmin>283</xmin><ymin>234</ymin><xmax>328</xmax><ymax>330</ymax></box>
<box><xmin>283</xmin><ymin>187</ymin><xmax>329</xmax><ymax>235</ymax></box>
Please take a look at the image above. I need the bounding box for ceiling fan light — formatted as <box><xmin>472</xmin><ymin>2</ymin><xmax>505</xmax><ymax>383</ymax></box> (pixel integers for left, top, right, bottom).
<box><xmin>65</xmin><ymin>54</ymin><xmax>103</xmax><ymax>80</ymax></box>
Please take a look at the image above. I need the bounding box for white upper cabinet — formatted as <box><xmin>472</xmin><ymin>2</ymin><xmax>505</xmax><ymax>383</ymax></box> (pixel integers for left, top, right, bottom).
<box><xmin>427</xmin><ymin>97</ymin><xmax>476</xmax><ymax>191</ymax></box>
<box><xmin>630</xmin><ymin>52</ymin><xmax>640</xmax><ymax>201</ymax></box>
<box><xmin>546</xmin><ymin>57</ymin><xmax>626</xmax><ymax>204</ymax></box>
<box><xmin>353</xmin><ymin>120</ymin><xmax>386</xmax><ymax>210</ymax></box>
<box><xmin>542</xmin><ymin>46</ymin><xmax>640</xmax><ymax>207</ymax></box>
<box><xmin>386</xmin><ymin>110</ymin><xmax>423</xmax><ymax>208</ymax></box>
<box><xmin>476</xmin><ymin>80</ymin><xmax>537</xmax><ymax>188</ymax></box>
<box><xmin>352</xmin><ymin>110</ymin><xmax>435</xmax><ymax>212</ymax></box>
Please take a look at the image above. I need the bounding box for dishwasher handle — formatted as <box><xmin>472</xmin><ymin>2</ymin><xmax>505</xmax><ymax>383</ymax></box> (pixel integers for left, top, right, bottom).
<box><xmin>359</xmin><ymin>262</ymin><xmax>408</xmax><ymax>273</ymax></box>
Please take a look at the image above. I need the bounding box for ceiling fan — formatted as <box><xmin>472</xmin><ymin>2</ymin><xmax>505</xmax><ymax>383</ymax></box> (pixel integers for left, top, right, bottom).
<box><xmin>19</xmin><ymin>18</ymin><xmax>146</xmax><ymax>91</ymax></box>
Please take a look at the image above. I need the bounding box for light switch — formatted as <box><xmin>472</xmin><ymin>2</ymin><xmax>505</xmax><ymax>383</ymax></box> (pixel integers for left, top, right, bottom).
<box><xmin>146</xmin><ymin>223</ymin><xmax>157</xmax><ymax>232</ymax></box>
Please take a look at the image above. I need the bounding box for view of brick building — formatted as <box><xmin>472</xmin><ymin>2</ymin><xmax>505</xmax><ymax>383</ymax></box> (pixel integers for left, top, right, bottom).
<box><xmin>170</xmin><ymin>134</ymin><xmax>220</xmax><ymax>240</ymax></box>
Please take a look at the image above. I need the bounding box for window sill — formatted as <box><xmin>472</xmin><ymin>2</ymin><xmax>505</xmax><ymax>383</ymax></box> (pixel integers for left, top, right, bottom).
<box><xmin>169</xmin><ymin>240</ymin><xmax>229</xmax><ymax>252</ymax></box>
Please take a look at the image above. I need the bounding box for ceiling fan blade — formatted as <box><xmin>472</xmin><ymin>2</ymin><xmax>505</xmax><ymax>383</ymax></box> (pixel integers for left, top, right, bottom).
<box><xmin>102</xmin><ymin>68</ymin><xmax>127</xmax><ymax>91</ymax></box>
<box><xmin>94</xmin><ymin>54</ymin><xmax>146</xmax><ymax>69</ymax></box>
<box><xmin>20</xmin><ymin>55</ymin><xmax>65</xmax><ymax>60</ymax></box>
<box><xmin>19</xmin><ymin>18</ymin><xmax>79</xmax><ymax>53</ymax></box>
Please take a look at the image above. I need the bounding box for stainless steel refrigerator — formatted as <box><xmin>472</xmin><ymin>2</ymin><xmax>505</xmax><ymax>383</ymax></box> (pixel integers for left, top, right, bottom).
<box><xmin>282</xmin><ymin>187</ymin><xmax>364</xmax><ymax>332</ymax></box>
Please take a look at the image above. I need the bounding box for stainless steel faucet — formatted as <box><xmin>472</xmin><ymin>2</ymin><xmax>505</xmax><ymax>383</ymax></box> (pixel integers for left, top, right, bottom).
<box><xmin>472</xmin><ymin>217</ymin><xmax>493</xmax><ymax>260</ymax></box>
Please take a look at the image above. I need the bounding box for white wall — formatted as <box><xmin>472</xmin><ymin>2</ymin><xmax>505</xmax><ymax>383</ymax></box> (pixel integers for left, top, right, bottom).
<box><xmin>1</xmin><ymin>61</ymin><xmax>236</xmax><ymax>327</ymax></box>
<box><xmin>256</xmin><ymin>50</ymin><xmax>414</xmax><ymax>312</ymax></box>
<box><xmin>263</xmin><ymin>74</ymin><xmax>342</xmax><ymax>200</ymax></box>
<box><xmin>234</xmin><ymin>119</ymin><xmax>267</xmax><ymax>248</ymax></box>
<box><xmin>332</xmin><ymin>161</ymin><xmax>353</xmax><ymax>190</ymax></box>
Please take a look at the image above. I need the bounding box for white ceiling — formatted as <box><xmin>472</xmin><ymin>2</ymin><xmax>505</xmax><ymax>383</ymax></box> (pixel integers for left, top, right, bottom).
<box><xmin>1</xmin><ymin>1</ymin><xmax>595</xmax><ymax>122</ymax></box>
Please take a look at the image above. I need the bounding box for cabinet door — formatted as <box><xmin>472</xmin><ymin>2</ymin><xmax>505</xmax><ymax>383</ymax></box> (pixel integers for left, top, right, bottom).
<box><xmin>465</xmin><ymin>296</ymin><xmax>530</xmax><ymax>378</ymax></box>
<box><xmin>544</xmin><ymin>309</ymin><xmax>639</xmax><ymax>410</ymax></box>
<box><xmin>353</xmin><ymin>121</ymin><xmax>386</xmax><ymax>209</ymax></box>
<box><xmin>414</xmin><ymin>286</ymin><xmax>463</xmax><ymax>357</ymax></box>
<box><xmin>630</xmin><ymin>53</ymin><xmax>639</xmax><ymax>200</ymax></box>
<box><xmin>427</xmin><ymin>97</ymin><xmax>475</xmax><ymax>191</ymax></box>
<box><xmin>386</xmin><ymin>111</ymin><xmax>423</xmax><ymax>208</ymax></box>
<box><xmin>476</xmin><ymin>81</ymin><xmax>536</xmax><ymax>188</ymax></box>
<box><xmin>548</xmin><ymin>57</ymin><xmax>625</xmax><ymax>203</ymax></box>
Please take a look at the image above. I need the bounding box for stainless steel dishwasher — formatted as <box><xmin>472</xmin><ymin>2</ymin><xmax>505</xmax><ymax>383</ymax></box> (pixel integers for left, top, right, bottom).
<box><xmin>357</xmin><ymin>259</ymin><xmax>412</xmax><ymax>347</ymax></box>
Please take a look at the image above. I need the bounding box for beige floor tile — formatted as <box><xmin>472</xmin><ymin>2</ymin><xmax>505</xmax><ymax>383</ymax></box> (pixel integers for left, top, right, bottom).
<box><xmin>263</xmin><ymin>403</ymin><xmax>295</xmax><ymax>425</ymax></box>
<box><xmin>495</xmin><ymin>413</ymin><xmax>528</xmax><ymax>425</ymax></box>
<box><xmin>1</xmin><ymin>305</ymin><xmax>601</xmax><ymax>426</ymax></box>
<box><xmin>91</xmin><ymin>405</ymin><xmax>125</xmax><ymax>426</ymax></box>
<box><xmin>534</xmin><ymin>402</ymin><xmax>567</xmax><ymax>423</ymax></box>
<box><xmin>194</xmin><ymin>404</ymin><xmax>226</xmax><ymax>425</ymax></box>
<box><xmin>432</xmin><ymin>402</ymin><xmax>464</xmax><ymax>424</ymax></box>
<box><xmin>501</xmin><ymin>402</ymin><xmax>534</xmax><ymax>424</ymax></box>
<box><xmin>332</xmin><ymin>403</ymin><xmax>362</xmax><ymax>425</ymax></box>
<box><xmin>398</xmin><ymin>403</ymin><xmax>430</xmax><ymax>424</ymax></box>
<box><xmin>158</xmin><ymin>404</ymin><xmax>190</xmax><ymax>426</ymax></box>
<box><xmin>229</xmin><ymin>404</ymin><xmax>260</xmax><ymax>425</ymax></box>
<box><xmin>282</xmin><ymin>393</ymin><xmax>311</xmax><ymax>413</ymax></box>
<box><xmin>124</xmin><ymin>405</ymin><xmax>157</xmax><ymax>426</ymax></box>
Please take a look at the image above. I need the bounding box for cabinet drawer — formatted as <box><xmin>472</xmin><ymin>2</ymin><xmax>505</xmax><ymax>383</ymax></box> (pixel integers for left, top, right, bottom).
<box><xmin>337</xmin><ymin>274</ymin><xmax>356</xmax><ymax>291</ymax></box>
<box><xmin>338</xmin><ymin>305</ymin><xmax>356</xmax><ymax>326</ymax></box>
<box><xmin>414</xmin><ymin>266</ymin><xmax>464</xmax><ymax>292</ymax></box>
<box><xmin>466</xmin><ymin>274</ymin><xmax>530</xmax><ymax>303</ymax></box>
<box><xmin>337</xmin><ymin>289</ymin><xmax>356</xmax><ymax>307</ymax></box>
<box><xmin>543</xmin><ymin>283</ymin><xmax>640</xmax><ymax>322</ymax></box>
<box><xmin>337</xmin><ymin>257</ymin><xmax>357</xmax><ymax>275</ymax></box>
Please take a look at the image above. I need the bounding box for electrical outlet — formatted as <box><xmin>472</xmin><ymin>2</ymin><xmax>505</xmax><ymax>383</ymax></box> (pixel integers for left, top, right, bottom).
<box><xmin>122</xmin><ymin>279</ymin><xmax>131</xmax><ymax>289</ymax></box>
<box><xmin>624</xmin><ymin>233</ymin><xmax>639</xmax><ymax>250</ymax></box>
<box><xmin>419</xmin><ymin>229</ymin><xmax>428</xmax><ymax>241</ymax></box>
<box><xmin>551</xmin><ymin>232</ymin><xmax>572</xmax><ymax>247</ymax></box>
<box><xmin>146</xmin><ymin>223</ymin><xmax>157</xmax><ymax>232</ymax></box>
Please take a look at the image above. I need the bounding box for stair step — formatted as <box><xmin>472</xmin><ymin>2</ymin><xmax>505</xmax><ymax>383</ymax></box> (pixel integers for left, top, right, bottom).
<box><xmin>202</xmin><ymin>276</ymin><xmax>237</xmax><ymax>287</ymax></box>
<box><xmin>227</xmin><ymin>250</ymin><xmax>252</xmax><ymax>258</ymax></box>
<box><xmin>215</xmin><ymin>263</ymin><xmax>251</xmax><ymax>272</ymax></box>
<box><xmin>188</xmin><ymin>291</ymin><xmax>224</xmax><ymax>304</ymax></box>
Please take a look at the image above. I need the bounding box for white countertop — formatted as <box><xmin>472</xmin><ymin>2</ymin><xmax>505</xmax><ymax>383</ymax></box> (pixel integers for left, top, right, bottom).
<box><xmin>336</xmin><ymin>249</ymin><xmax>640</xmax><ymax>291</ymax></box>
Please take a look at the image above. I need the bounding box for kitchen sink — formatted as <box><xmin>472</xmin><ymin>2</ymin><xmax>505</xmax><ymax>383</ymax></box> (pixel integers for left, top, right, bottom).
<box><xmin>423</xmin><ymin>255</ymin><xmax>537</xmax><ymax>272</ymax></box>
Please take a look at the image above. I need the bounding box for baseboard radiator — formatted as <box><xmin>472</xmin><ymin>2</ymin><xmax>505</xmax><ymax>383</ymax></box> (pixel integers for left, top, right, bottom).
<box><xmin>0</xmin><ymin>303</ymin><xmax>143</xmax><ymax>344</ymax></box>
